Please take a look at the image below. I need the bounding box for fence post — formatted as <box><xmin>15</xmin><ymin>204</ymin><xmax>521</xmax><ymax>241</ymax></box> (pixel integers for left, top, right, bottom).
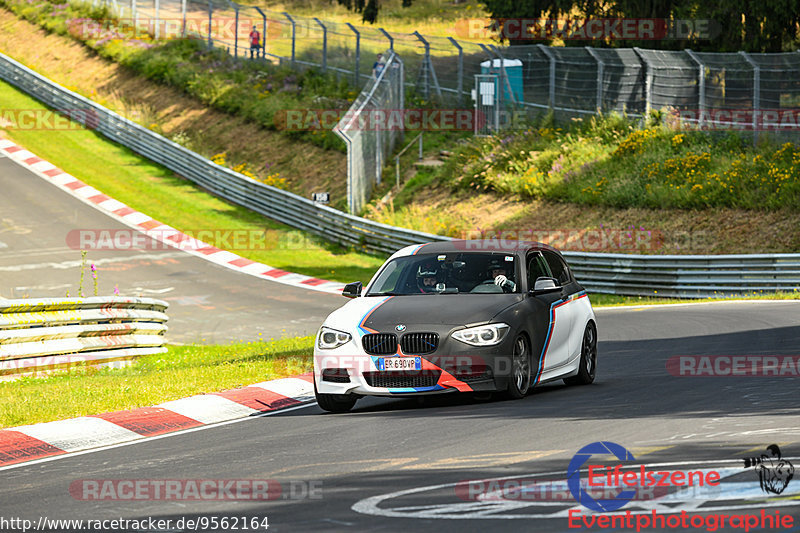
<box><xmin>685</xmin><ymin>49</ymin><xmax>705</xmax><ymax>128</ymax></box>
<box><xmin>413</xmin><ymin>32</ymin><xmax>441</xmax><ymax>100</ymax></box>
<box><xmin>346</xmin><ymin>23</ymin><xmax>360</xmax><ymax>86</ymax></box>
<box><xmin>633</xmin><ymin>47</ymin><xmax>652</xmax><ymax>116</ymax></box>
<box><xmin>313</xmin><ymin>18</ymin><xmax>327</xmax><ymax>72</ymax></box>
<box><xmin>154</xmin><ymin>0</ymin><xmax>160</xmax><ymax>40</ymax></box>
<box><xmin>585</xmin><ymin>47</ymin><xmax>604</xmax><ymax>111</ymax></box>
<box><xmin>448</xmin><ymin>37</ymin><xmax>463</xmax><ymax>105</ymax></box>
<box><xmin>378</xmin><ymin>28</ymin><xmax>393</xmax><ymax>51</ymax></box>
<box><xmin>254</xmin><ymin>7</ymin><xmax>267</xmax><ymax>60</ymax></box>
<box><xmin>179</xmin><ymin>0</ymin><xmax>186</xmax><ymax>37</ymax></box>
<box><xmin>477</xmin><ymin>44</ymin><xmax>499</xmax><ymax>131</ymax></box>
<box><xmin>282</xmin><ymin>12</ymin><xmax>296</xmax><ymax>67</ymax></box>
<box><xmin>739</xmin><ymin>51</ymin><xmax>760</xmax><ymax>143</ymax></box>
<box><xmin>131</xmin><ymin>0</ymin><xmax>137</xmax><ymax>32</ymax></box>
<box><xmin>207</xmin><ymin>0</ymin><xmax>212</xmax><ymax>48</ymax></box>
<box><xmin>537</xmin><ymin>44</ymin><xmax>556</xmax><ymax>109</ymax></box>
<box><xmin>233</xmin><ymin>5</ymin><xmax>239</xmax><ymax>57</ymax></box>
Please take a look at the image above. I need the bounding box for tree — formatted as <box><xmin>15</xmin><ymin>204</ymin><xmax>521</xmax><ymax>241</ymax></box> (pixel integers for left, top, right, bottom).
<box><xmin>480</xmin><ymin>0</ymin><xmax>800</xmax><ymax>51</ymax></box>
<box><xmin>335</xmin><ymin>0</ymin><xmax>385</xmax><ymax>24</ymax></box>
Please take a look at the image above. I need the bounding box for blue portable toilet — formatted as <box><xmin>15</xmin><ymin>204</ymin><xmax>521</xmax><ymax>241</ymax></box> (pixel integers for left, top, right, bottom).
<box><xmin>480</xmin><ymin>58</ymin><xmax>523</xmax><ymax>104</ymax></box>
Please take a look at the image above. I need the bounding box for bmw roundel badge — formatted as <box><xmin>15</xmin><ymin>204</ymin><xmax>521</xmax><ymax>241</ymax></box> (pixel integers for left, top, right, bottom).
<box><xmin>395</xmin><ymin>324</ymin><xmax>406</xmax><ymax>332</ymax></box>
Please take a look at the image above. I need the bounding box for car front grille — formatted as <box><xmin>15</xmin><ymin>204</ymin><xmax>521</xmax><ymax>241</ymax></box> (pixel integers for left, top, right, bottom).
<box><xmin>363</xmin><ymin>370</ymin><xmax>442</xmax><ymax>389</ymax></box>
<box><xmin>400</xmin><ymin>332</ymin><xmax>439</xmax><ymax>355</ymax></box>
<box><xmin>362</xmin><ymin>333</ymin><xmax>397</xmax><ymax>355</ymax></box>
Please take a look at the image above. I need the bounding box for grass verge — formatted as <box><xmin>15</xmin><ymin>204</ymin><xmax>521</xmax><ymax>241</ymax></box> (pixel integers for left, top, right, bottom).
<box><xmin>0</xmin><ymin>79</ymin><xmax>385</xmax><ymax>283</ymax></box>
<box><xmin>0</xmin><ymin>336</ymin><xmax>315</xmax><ymax>428</ymax></box>
<box><xmin>438</xmin><ymin>112</ymin><xmax>800</xmax><ymax>211</ymax></box>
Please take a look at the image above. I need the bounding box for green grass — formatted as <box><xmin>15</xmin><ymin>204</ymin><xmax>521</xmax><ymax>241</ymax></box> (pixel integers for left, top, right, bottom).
<box><xmin>0</xmin><ymin>79</ymin><xmax>384</xmax><ymax>283</ymax></box>
<box><xmin>0</xmin><ymin>0</ymin><xmax>355</xmax><ymax>150</ymax></box>
<box><xmin>0</xmin><ymin>336</ymin><xmax>315</xmax><ymax>428</ymax></box>
<box><xmin>438</xmin><ymin>112</ymin><xmax>800</xmax><ymax>211</ymax></box>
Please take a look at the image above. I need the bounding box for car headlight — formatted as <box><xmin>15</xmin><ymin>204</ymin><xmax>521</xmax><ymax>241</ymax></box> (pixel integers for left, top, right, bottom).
<box><xmin>317</xmin><ymin>326</ymin><xmax>352</xmax><ymax>349</ymax></box>
<box><xmin>452</xmin><ymin>323</ymin><xmax>510</xmax><ymax>346</ymax></box>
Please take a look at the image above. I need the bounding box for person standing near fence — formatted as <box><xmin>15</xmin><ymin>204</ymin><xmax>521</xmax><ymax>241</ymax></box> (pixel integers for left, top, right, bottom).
<box><xmin>372</xmin><ymin>53</ymin><xmax>385</xmax><ymax>78</ymax></box>
<box><xmin>249</xmin><ymin>26</ymin><xmax>261</xmax><ymax>59</ymax></box>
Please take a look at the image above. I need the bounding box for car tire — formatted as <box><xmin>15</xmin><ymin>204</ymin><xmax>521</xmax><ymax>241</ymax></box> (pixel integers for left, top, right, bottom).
<box><xmin>564</xmin><ymin>321</ymin><xmax>597</xmax><ymax>386</ymax></box>
<box><xmin>504</xmin><ymin>334</ymin><xmax>532</xmax><ymax>400</ymax></box>
<box><xmin>314</xmin><ymin>382</ymin><xmax>358</xmax><ymax>413</ymax></box>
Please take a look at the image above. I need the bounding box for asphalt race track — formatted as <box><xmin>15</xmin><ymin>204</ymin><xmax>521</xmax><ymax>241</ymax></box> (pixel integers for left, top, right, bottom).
<box><xmin>0</xmin><ymin>155</ymin><xmax>342</xmax><ymax>343</ymax></box>
<box><xmin>2</xmin><ymin>300</ymin><xmax>799</xmax><ymax>532</ymax></box>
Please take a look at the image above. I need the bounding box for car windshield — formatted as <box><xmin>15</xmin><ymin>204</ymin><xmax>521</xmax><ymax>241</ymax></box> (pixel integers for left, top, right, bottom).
<box><xmin>366</xmin><ymin>253</ymin><xmax>519</xmax><ymax>295</ymax></box>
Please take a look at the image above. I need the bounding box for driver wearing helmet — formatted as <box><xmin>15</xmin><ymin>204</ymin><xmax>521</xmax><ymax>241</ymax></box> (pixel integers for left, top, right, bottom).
<box><xmin>485</xmin><ymin>258</ymin><xmax>516</xmax><ymax>292</ymax></box>
<box><xmin>416</xmin><ymin>263</ymin><xmax>439</xmax><ymax>293</ymax></box>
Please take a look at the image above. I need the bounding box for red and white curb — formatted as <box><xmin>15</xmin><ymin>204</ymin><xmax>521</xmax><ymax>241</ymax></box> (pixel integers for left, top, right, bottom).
<box><xmin>0</xmin><ymin>374</ymin><xmax>315</xmax><ymax>467</ymax></box>
<box><xmin>0</xmin><ymin>137</ymin><xmax>345</xmax><ymax>295</ymax></box>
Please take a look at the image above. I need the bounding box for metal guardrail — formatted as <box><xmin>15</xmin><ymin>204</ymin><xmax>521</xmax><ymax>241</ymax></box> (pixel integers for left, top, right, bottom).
<box><xmin>0</xmin><ymin>51</ymin><xmax>798</xmax><ymax>299</ymax></box>
<box><xmin>0</xmin><ymin>51</ymin><xmax>442</xmax><ymax>257</ymax></box>
<box><xmin>562</xmin><ymin>252</ymin><xmax>800</xmax><ymax>299</ymax></box>
<box><xmin>0</xmin><ymin>297</ymin><xmax>168</xmax><ymax>380</ymax></box>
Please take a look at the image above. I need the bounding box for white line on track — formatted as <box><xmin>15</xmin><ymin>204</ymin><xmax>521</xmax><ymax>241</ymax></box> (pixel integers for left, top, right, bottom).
<box><xmin>0</xmin><ymin>252</ymin><xmax>187</xmax><ymax>272</ymax></box>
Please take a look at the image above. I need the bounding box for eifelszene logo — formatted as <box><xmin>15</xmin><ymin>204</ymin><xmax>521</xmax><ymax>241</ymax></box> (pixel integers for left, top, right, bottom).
<box><xmin>567</xmin><ymin>441</ymin><xmax>721</xmax><ymax>512</ymax></box>
<box><xmin>743</xmin><ymin>444</ymin><xmax>795</xmax><ymax>495</ymax></box>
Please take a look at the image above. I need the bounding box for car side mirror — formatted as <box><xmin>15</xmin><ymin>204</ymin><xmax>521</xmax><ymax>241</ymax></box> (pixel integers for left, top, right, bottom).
<box><xmin>342</xmin><ymin>281</ymin><xmax>362</xmax><ymax>299</ymax></box>
<box><xmin>532</xmin><ymin>277</ymin><xmax>561</xmax><ymax>296</ymax></box>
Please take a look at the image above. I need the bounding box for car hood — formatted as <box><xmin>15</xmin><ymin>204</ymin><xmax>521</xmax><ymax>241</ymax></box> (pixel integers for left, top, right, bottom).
<box><xmin>324</xmin><ymin>294</ymin><xmax>522</xmax><ymax>332</ymax></box>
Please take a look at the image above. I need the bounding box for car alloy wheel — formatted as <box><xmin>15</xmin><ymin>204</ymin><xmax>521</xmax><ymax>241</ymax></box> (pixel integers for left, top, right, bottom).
<box><xmin>505</xmin><ymin>334</ymin><xmax>531</xmax><ymax>399</ymax></box>
<box><xmin>564</xmin><ymin>322</ymin><xmax>597</xmax><ymax>386</ymax></box>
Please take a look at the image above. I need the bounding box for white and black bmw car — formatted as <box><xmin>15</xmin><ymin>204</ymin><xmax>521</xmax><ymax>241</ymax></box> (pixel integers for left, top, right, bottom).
<box><xmin>313</xmin><ymin>240</ymin><xmax>597</xmax><ymax>412</ymax></box>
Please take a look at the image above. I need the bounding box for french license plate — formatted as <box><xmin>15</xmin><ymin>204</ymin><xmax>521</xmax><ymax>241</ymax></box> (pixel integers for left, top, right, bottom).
<box><xmin>378</xmin><ymin>357</ymin><xmax>421</xmax><ymax>371</ymax></box>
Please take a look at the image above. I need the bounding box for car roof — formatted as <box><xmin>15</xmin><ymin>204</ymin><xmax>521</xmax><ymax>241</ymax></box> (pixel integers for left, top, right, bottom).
<box><xmin>392</xmin><ymin>240</ymin><xmax>561</xmax><ymax>259</ymax></box>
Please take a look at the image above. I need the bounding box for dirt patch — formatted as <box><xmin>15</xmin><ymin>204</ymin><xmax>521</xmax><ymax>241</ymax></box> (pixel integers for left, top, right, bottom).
<box><xmin>380</xmin><ymin>185</ymin><xmax>800</xmax><ymax>254</ymax></box>
<box><xmin>0</xmin><ymin>10</ymin><xmax>346</xmax><ymax>201</ymax></box>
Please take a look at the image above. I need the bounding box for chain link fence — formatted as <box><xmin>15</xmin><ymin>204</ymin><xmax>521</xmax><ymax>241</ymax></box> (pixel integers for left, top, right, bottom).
<box><xmin>334</xmin><ymin>50</ymin><xmax>404</xmax><ymax>214</ymax></box>
<box><xmin>88</xmin><ymin>0</ymin><xmax>800</xmax><ymax>136</ymax></box>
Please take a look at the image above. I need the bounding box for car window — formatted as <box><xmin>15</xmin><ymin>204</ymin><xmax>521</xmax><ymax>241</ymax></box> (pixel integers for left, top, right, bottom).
<box><xmin>366</xmin><ymin>253</ymin><xmax>519</xmax><ymax>295</ymax></box>
<box><xmin>542</xmin><ymin>250</ymin><xmax>572</xmax><ymax>285</ymax></box>
<box><xmin>527</xmin><ymin>253</ymin><xmax>551</xmax><ymax>288</ymax></box>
